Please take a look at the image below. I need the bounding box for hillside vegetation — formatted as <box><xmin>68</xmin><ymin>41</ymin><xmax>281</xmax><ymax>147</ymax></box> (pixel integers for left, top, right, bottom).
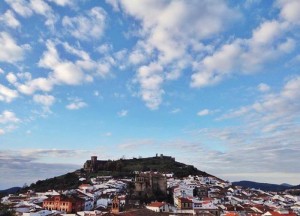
<box><xmin>85</xmin><ymin>156</ymin><xmax>211</xmax><ymax>178</ymax></box>
<box><xmin>21</xmin><ymin>172</ymin><xmax>80</xmax><ymax>193</ymax></box>
<box><xmin>20</xmin><ymin>156</ymin><xmax>212</xmax><ymax>192</ymax></box>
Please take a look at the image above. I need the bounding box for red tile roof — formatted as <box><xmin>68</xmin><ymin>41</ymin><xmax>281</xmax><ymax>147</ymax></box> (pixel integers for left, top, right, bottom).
<box><xmin>179</xmin><ymin>197</ymin><xmax>193</xmax><ymax>203</ymax></box>
<box><xmin>225</xmin><ymin>212</ymin><xmax>240</xmax><ymax>216</ymax></box>
<box><xmin>79</xmin><ymin>184</ymin><xmax>92</xmax><ymax>188</ymax></box>
<box><xmin>268</xmin><ymin>211</ymin><xmax>297</xmax><ymax>216</ymax></box>
<box><xmin>147</xmin><ymin>202</ymin><xmax>165</xmax><ymax>208</ymax></box>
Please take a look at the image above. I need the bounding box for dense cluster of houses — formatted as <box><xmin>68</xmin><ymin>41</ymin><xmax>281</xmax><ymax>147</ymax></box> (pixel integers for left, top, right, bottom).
<box><xmin>164</xmin><ymin>175</ymin><xmax>300</xmax><ymax>216</ymax></box>
<box><xmin>1</xmin><ymin>173</ymin><xmax>300</xmax><ymax>216</ymax></box>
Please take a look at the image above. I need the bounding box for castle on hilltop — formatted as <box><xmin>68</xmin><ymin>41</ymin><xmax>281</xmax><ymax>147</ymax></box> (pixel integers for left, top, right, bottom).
<box><xmin>83</xmin><ymin>154</ymin><xmax>175</xmax><ymax>173</ymax></box>
<box><xmin>83</xmin><ymin>156</ymin><xmax>105</xmax><ymax>173</ymax></box>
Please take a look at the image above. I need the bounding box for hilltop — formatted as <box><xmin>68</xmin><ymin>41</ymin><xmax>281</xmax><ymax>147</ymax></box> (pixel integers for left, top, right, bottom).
<box><xmin>20</xmin><ymin>155</ymin><xmax>213</xmax><ymax>192</ymax></box>
<box><xmin>83</xmin><ymin>154</ymin><xmax>212</xmax><ymax>178</ymax></box>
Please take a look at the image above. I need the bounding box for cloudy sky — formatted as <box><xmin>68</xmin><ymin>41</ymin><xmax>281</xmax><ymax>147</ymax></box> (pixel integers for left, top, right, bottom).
<box><xmin>1</xmin><ymin>0</ymin><xmax>300</xmax><ymax>189</ymax></box>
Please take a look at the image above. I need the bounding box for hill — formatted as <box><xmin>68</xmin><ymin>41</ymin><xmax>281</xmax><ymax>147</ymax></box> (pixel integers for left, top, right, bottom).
<box><xmin>0</xmin><ymin>187</ymin><xmax>21</xmax><ymax>195</ymax></box>
<box><xmin>20</xmin><ymin>172</ymin><xmax>81</xmax><ymax>193</ymax></box>
<box><xmin>20</xmin><ymin>155</ymin><xmax>214</xmax><ymax>192</ymax></box>
<box><xmin>289</xmin><ymin>184</ymin><xmax>300</xmax><ymax>189</ymax></box>
<box><xmin>232</xmin><ymin>181</ymin><xmax>292</xmax><ymax>192</ymax></box>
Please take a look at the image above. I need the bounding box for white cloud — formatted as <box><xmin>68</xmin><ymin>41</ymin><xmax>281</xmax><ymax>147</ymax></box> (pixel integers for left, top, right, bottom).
<box><xmin>39</xmin><ymin>41</ymin><xmax>84</xmax><ymax>85</ymax></box>
<box><xmin>135</xmin><ymin>62</ymin><xmax>164</xmax><ymax>110</ymax></box>
<box><xmin>110</xmin><ymin>0</ymin><xmax>239</xmax><ymax>109</ymax></box>
<box><xmin>0</xmin><ymin>111</ymin><xmax>20</xmax><ymax>135</ymax></box>
<box><xmin>62</xmin><ymin>7</ymin><xmax>106</xmax><ymax>40</ymax></box>
<box><xmin>0</xmin><ymin>32</ymin><xmax>30</xmax><ymax>63</ymax></box>
<box><xmin>53</xmin><ymin>62</ymin><xmax>84</xmax><ymax>85</ymax></box>
<box><xmin>197</xmin><ymin>109</ymin><xmax>211</xmax><ymax>116</ymax></box>
<box><xmin>66</xmin><ymin>98</ymin><xmax>87</xmax><ymax>110</ymax></box>
<box><xmin>63</xmin><ymin>42</ymin><xmax>114</xmax><ymax>78</ymax></box>
<box><xmin>117</xmin><ymin>109</ymin><xmax>128</xmax><ymax>117</ymax></box>
<box><xmin>13</xmin><ymin>40</ymin><xmax>113</xmax><ymax>97</ymax></box>
<box><xmin>170</xmin><ymin>108</ymin><xmax>181</xmax><ymax>114</ymax></box>
<box><xmin>0</xmin><ymin>10</ymin><xmax>21</xmax><ymax>28</ymax></box>
<box><xmin>96</xmin><ymin>43</ymin><xmax>113</xmax><ymax>54</ymax></box>
<box><xmin>30</xmin><ymin>0</ymin><xmax>52</xmax><ymax>16</ymax></box>
<box><xmin>190</xmin><ymin>1</ymin><xmax>300</xmax><ymax>89</ymax></box>
<box><xmin>117</xmin><ymin>0</ymin><xmax>238</xmax><ymax>64</ymax></box>
<box><xmin>0</xmin><ymin>84</ymin><xmax>18</xmax><ymax>103</ymax></box>
<box><xmin>221</xmin><ymin>76</ymin><xmax>300</xmax><ymax>132</ymax></box>
<box><xmin>33</xmin><ymin>94</ymin><xmax>55</xmax><ymax>107</ymax></box>
<box><xmin>105</xmin><ymin>0</ymin><xmax>120</xmax><ymax>11</ymax></box>
<box><xmin>278</xmin><ymin>38</ymin><xmax>296</xmax><ymax>53</ymax></box>
<box><xmin>62</xmin><ymin>42</ymin><xmax>90</xmax><ymax>61</ymax></box>
<box><xmin>38</xmin><ymin>41</ymin><xmax>113</xmax><ymax>88</ymax></box>
<box><xmin>6</xmin><ymin>72</ymin><xmax>18</xmax><ymax>84</ymax></box>
<box><xmin>5</xmin><ymin>0</ymin><xmax>57</xmax><ymax>28</ymax></box>
<box><xmin>0</xmin><ymin>110</ymin><xmax>20</xmax><ymax>124</ymax></box>
<box><xmin>5</xmin><ymin>0</ymin><xmax>33</xmax><ymax>17</ymax></box>
<box><xmin>17</xmin><ymin>77</ymin><xmax>54</xmax><ymax>95</ymax></box>
<box><xmin>47</xmin><ymin>0</ymin><xmax>73</xmax><ymax>7</ymax></box>
<box><xmin>252</xmin><ymin>20</ymin><xmax>286</xmax><ymax>45</ymax></box>
<box><xmin>257</xmin><ymin>83</ymin><xmax>271</xmax><ymax>92</ymax></box>
<box><xmin>17</xmin><ymin>72</ymin><xmax>31</xmax><ymax>80</ymax></box>
<box><xmin>190</xmin><ymin>20</ymin><xmax>293</xmax><ymax>88</ymax></box>
<box><xmin>277</xmin><ymin>0</ymin><xmax>300</xmax><ymax>25</ymax></box>
<box><xmin>191</xmin><ymin>42</ymin><xmax>242</xmax><ymax>87</ymax></box>
<box><xmin>129</xmin><ymin>50</ymin><xmax>145</xmax><ymax>65</ymax></box>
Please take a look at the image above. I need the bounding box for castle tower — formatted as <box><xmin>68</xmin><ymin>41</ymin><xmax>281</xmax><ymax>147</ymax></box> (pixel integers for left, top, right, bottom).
<box><xmin>91</xmin><ymin>156</ymin><xmax>97</xmax><ymax>172</ymax></box>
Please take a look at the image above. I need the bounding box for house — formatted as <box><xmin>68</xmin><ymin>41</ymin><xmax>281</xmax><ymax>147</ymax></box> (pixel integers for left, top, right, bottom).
<box><xmin>79</xmin><ymin>184</ymin><xmax>94</xmax><ymax>193</ymax></box>
<box><xmin>43</xmin><ymin>195</ymin><xmax>84</xmax><ymax>213</ymax></box>
<box><xmin>146</xmin><ymin>202</ymin><xmax>169</xmax><ymax>212</ymax></box>
<box><xmin>262</xmin><ymin>209</ymin><xmax>297</xmax><ymax>216</ymax></box>
<box><xmin>173</xmin><ymin>185</ymin><xmax>194</xmax><ymax>202</ymax></box>
<box><xmin>193</xmin><ymin>201</ymin><xmax>220</xmax><ymax>216</ymax></box>
<box><xmin>22</xmin><ymin>210</ymin><xmax>54</xmax><ymax>216</ymax></box>
<box><xmin>77</xmin><ymin>210</ymin><xmax>103</xmax><ymax>216</ymax></box>
<box><xmin>194</xmin><ymin>186</ymin><xmax>209</xmax><ymax>199</ymax></box>
<box><xmin>177</xmin><ymin>197</ymin><xmax>193</xmax><ymax>210</ymax></box>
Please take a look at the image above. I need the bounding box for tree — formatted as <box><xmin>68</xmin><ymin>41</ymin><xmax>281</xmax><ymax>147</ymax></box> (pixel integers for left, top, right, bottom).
<box><xmin>0</xmin><ymin>203</ymin><xmax>16</xmax><ymax>216</ymax></box>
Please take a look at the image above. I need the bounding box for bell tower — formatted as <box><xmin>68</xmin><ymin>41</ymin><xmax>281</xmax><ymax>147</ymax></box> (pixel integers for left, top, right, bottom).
<box><xmin>112</xmin><ymin>196</ymin><xmax>120</xmax><ymax>214</ymax></box>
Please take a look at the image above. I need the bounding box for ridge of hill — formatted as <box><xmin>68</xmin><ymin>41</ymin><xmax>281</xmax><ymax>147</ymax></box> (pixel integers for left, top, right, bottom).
<box><xmin>0</xmin><ymin>187</ymin><xmax>21</xmax><ymax>195</ymax></box>
<box><xmin>289</xmin><ymin>184</ymin><xmax>300</xmax><ymax>189</ymax></box>
<box><xmin>232</xmin><ymin>180</ymin><xmax>293</xmax><ymax>192</ymax></box>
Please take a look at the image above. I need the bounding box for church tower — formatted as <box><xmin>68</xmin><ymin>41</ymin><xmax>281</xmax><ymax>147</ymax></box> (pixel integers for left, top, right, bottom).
<box><xmin>111</xmin><ymin>196</ymin><xmax>120</xmax><ymax>214</ymax></box>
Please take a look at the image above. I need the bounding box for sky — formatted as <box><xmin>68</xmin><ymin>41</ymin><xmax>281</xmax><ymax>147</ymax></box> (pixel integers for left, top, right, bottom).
<box><xmin>0</xmin><ymin>0</ymin><xmax>300</xmax><ymax>189</ymax></box>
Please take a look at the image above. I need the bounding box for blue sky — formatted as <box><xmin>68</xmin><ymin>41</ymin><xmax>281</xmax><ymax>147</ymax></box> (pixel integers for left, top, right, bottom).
<box><xmin>1</xmin><ymin>0</ymin><xmax>300</xmax><ymax>189</ymax></box>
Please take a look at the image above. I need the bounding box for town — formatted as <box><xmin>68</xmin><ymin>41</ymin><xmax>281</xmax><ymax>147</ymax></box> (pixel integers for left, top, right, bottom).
<box><xmin>1</xmin><ymin>155</ymin><xmax>300</xmax><ymax>216</ymax></box>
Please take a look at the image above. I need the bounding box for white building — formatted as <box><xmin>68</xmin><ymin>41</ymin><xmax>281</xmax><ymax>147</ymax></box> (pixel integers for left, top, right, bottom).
<box><xmin>146</xmin><ymin>202</ymin><xmax>169</xmax><ymax>213</ymax></box>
